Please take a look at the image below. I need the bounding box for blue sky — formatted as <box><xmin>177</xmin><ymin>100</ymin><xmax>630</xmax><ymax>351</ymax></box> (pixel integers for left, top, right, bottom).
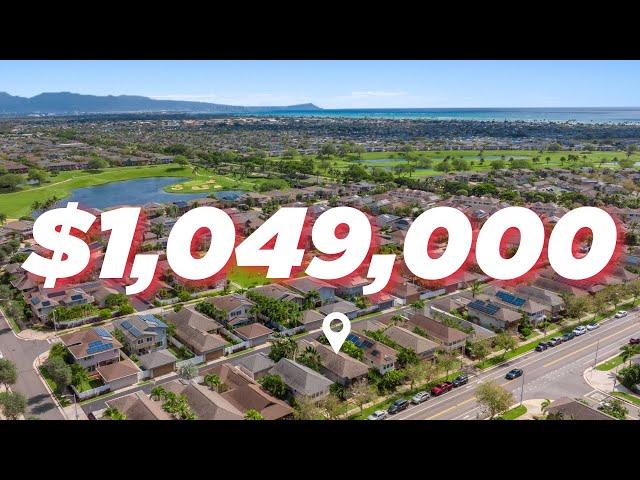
<box><xmin>0</xmin><ymin>60</ymin><xmax>638</xmax><ymax>108</ymax></box>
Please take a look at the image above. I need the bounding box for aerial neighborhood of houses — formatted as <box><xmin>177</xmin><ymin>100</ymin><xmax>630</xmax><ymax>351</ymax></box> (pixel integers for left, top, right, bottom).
<box><xmin>0</xmin><ymin>115</ymin><xmax>639</xmax><ymax>421</ymax></box>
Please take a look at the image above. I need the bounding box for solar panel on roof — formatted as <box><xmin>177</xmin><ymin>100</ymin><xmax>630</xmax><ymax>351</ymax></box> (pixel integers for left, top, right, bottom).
<box><xmin>469</xmin><ymin>300</ymin><xmax>500</xmax><ymax>315</ymax></box>
<box><xmin>93</xmin><ymin>327</ymin><xmax>111</xmax><ymax>339</ymax></box>
<box><xmin>496</xmin><ymin>290</ymin><xmax>526</xmax><ymax>307</ymax></box>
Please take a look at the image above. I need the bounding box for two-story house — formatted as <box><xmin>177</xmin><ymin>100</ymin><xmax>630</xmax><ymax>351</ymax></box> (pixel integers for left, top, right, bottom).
<box><xmin>59</xmin><ymin>327</ymin><xmax>122</xmax><ymax>372</ymax></box>
<box><xmin>113</xmin><ymin>314</ymin><xmax>168</xmax><ymax>355</ymax></box>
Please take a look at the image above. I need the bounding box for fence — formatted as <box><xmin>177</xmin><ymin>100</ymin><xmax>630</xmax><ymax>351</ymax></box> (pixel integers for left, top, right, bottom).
<box><xmin>54</xmin><ymin>314</ymin><xmax>101</xmax><ymax>330</ymax></box>
<box><xmin>176</xmin><ymin>355</ymin><xmax>205</xmax><ymax>369</ymax></box>
<box><xmin>71</xmin><ymin>383</ymin><xmax>111</xmax><ymax>401</ymax></box>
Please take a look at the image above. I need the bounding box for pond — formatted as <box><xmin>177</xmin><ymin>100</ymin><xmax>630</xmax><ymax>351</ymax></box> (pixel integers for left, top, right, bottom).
<box><xmin>63</xmin><ymin>177</ymin><xmax>243</xmax><ymax>210</ymax></box>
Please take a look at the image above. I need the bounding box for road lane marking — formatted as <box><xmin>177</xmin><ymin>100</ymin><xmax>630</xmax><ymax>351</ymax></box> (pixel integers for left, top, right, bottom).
<box><xmin>426</xmin><ymin>397</ymin><xmax>475</xmax><ymax>420</ymax></box>
<box><xmin>543</xmin><ymin>323</ymin><xmax>639</xmax><ymax>368</ymax></box>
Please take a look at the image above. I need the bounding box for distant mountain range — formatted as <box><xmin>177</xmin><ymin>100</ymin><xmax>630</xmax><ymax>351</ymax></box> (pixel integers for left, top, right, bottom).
<box><xmin>0</xmin><ymin>92</ymin><xmax>321</xmax><ymax>115</ymax></box>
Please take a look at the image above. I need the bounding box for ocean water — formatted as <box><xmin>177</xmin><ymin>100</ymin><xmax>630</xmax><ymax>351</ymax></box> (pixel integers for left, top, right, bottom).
<box><xmin>249</xmin><ymin>108</ymin><xmax>640</xmax><ymax>124</ymax></box>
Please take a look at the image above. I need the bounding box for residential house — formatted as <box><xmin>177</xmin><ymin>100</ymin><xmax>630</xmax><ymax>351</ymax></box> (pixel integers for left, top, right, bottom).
<box><xmin>269</xmin><ymin>358</ymin><xmax>333</xmax><ymax>402</ymax></box>
<box><xmin>202</xmin><ymin>363</ymin><xmax>293</xmax><ymax>420</ymax></box>
<box><xmin>27</xmin><ymin>287</ymin><xmax>95</xmax><ymax>321</ymax></box>
<box><xmin>406</xmin><ymin>314</ymin><xmax>469</xmax><ymax>353</ymax></box>
<box><xmin>250</xmin><ymin>283</ymin><xmax>304</xmax><ymax>306</ymax></box>
<box><xmin>319</xmin><ymin>299</ymin><xmax>361</xmax><ymax>320</ymax></box>
<box><xmin>299</xmin><ymin>309</ymin><xmax>325</xmax><ymax>331</ymax></box>
<box><xmin>466</xmin><ymin>298</ymin><xmax>523</xmax><ymax>332</ymax></box>
<box><xmin>137</xmin><ymin>349</ymin><xmax>176</xmax><ymax>378</ymax></box>
<box><xmin>346</xmin><ymin>332</ymin><xmax>397</xmax><ymax>374</ymax></box>
<box><xmin>96</xmin><ymin>358</ymin><xmax>140</xmax><ymax>391</ymax></box>
<box><xmin>113</xmin><ymin>314</ymin><xmax>168</xmax><ymax>355</ymax></box>
<box><xmin>104</xmin><ymin>391</ymin><xmax>172</xmax><ymax>420</ymax></box>
<box><xmin>204</xmin><ymin>294</ymin><xmax>255</xmax><ymax>328</ymax></box>
<box><xmin>298</xmin><ymin>339</ymin><xmax>368</xmax><ymax>386</ymax></box>
<box><xmin>163</xmin><ymin>379</ymin><xmax>244</xmax><ymax>420</ymax></box>
<box><xmin>59</xmin><ymin>326</ymin><xmax>122</xmax><ymax>372</ymax></box>
<box><xmin>284</xmin><ymin>276</ymin><xmax>336</xmax><ymax>304</ymax></box>
<box><xmin>165</xmin><ymin>307</ymin><xmax>227</xmax><ymax>362</ymax></box>
<box><xmin>234</xmin><ymin>322</ymin><xmax>274</xmax><ymax>347</ymax></box>
<box><xmin>237</xmin><ymin>352</ymin><xmax>275</xmax><ymax>380</ymax></box>
<box><xmin>384</xmin><ymin>325</ymin><xmax>438</xmax><ymax>359</ymax></box>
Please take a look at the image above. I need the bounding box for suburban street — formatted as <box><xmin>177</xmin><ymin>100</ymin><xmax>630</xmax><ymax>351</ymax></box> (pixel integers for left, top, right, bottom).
<box><xmin>390</xmin><ymin>310</ymin><xmax>640</xmax><ymax>420</ymax></box>
<box><xmin>0</xmin><ymin>312</ymin><xmax>63</xmax><ymax>420</ymax></box>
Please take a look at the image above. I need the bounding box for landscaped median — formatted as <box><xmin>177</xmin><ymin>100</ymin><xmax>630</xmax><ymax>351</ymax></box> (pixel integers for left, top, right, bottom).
<box><xmin>497</xmin><ymin>404</ymin><xmax>527</xmax><ymax>420</ymax></box>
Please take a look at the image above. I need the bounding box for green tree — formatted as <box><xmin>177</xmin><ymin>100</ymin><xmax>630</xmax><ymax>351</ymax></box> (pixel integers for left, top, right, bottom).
<box><xmin>103</xmin><ymin>406</ymin><xmax>127</xmax><ymax>420</ymax></box>
<box><xmin>268</xmin><ymin>334</ymin><xmax>298</xmax><ymax>362</ymax></box>
<box><xmin>397</xmin><ymin>347</ymin><xmax>420</xmax><ymax>368</ymax></box>
<box><xmin>0</xmin><ymin>358</ymin><xmax>18</xmax><ymax>388</ymax></box>
<box><xmin>494</xmin><ymin>332</ymin><xmax>518</xmax><ymax>359</ymax></box>
<box><xmin>348</xmin><ymin>378</ymin><xmax>375</xmax><ymax>413</ymax></box>
<box><xmin>87</xmin><ymin>158</ymin><xmax>109</xmax><ymax>170</ymax></box>
<box><xmin>599</xmin><ymin>399</ymin><xmax>628</xmax><ymax>420</ymax></box>
<box><xmin>321</xmin><ymin>394</ymin><xmax>343</xmax><ymax>420</ymax></box>
<box><xmin>42</xmin><ymin>356</ymin><xmax>72</xmax><ymax>392</ymax></box>
<box><xmin>437</xmin><ymin>352</ymin><xmax>459</xmax><ymax>378</ymax></box>
<box><xmin>293</xmin><ymin>395</ymin><xmax>323</xmax><ymax>420</ymax></box>
<box><xmin>475</xmin><ymin>381</ymin><xmax>514</xmax><ymax>419</ymax></box>
<box><xmin>178</xmin><ymin>363</ymin><xmax>198</xmax><ymax>380</ymax></box>
<box><xmin>204</xmin><ymin>373</ymin><xmax>223</xmax><ymax>392</ymax></box>
<box><xmin>259</xmin><ymin>374</ymin><xmax>288</xmax><ymax>399</ymax></box>
<box><xmin>150</xmin><ymin>386</ymin><xmax>166</xmax><ymax>401</ymax></box>
<box><xmin>297</xmin><ymin>345</ymin><xmax>322</xmax><ymax>372</ymax></box>
<box><xmin>244</xmin><ymin>408</ymin><xmax>264</xmax><ymax>420</ymax></box>
<box><xmin>0</xmin><ymin>391</ymin><xmax>27</xmax><ymax>419</ymax></box>
<box><xmin>619</xmin><ymin>344</ymin><xmax>640</xmax><ymax>366</ymax></box>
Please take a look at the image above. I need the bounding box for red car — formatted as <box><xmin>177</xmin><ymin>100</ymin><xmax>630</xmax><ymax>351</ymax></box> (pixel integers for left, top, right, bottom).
<box><xmin>431</xmin><ymin>382</ymin><xmax>454</xmax><ymax>396</ymax></box>
<box><xmin>630</xmin><ymin>338</ymin><xmax>640</xmax><ymax>345</ymax></box>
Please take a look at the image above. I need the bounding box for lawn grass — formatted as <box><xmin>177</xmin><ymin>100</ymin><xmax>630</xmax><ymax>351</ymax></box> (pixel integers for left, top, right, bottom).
<box><xmin>228</xmin><ymin>265</ymin><xmax>270</xmax><ymax>289</ymax></box>
<box><xmin>38</xmin><ymin>366</ymin><xmax>71</xmax><ymax>407</ymax></box>
<box><xmin>498</xmin><ymin>404</ymin><xmax>527</xmax><ymax>420</ymax></box>
<box><xmin>613</xmin><ymin>391</ymin><xmax>640</xmax><ymax>407</ymax></box>
<box><xmin>596</xmin><ymin>355</ymin><xmax>624</xmax><ymax>371</ymax></box>
<box><xmin>296</xmin><ymin>149</ymin><xmax>640</xmax><ymax>178</ymax></box>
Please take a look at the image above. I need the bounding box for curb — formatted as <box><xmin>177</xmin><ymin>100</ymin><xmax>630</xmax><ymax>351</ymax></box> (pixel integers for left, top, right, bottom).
<box><xmin>32</xmin><ymin>352</ymin><xmax>69</xmax><ymax>420</ymax></box>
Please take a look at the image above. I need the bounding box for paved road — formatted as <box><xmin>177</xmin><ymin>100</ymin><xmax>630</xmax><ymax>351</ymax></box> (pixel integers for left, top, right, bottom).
<box><xmin>0</xmin><ymin>313</ymin><xmax>64</xmax><ymax>419</ymax></box>
<box><xmin>389</xmin><ymin>311</ymin><xmax>640</xmax><ymax>420</ymax></box>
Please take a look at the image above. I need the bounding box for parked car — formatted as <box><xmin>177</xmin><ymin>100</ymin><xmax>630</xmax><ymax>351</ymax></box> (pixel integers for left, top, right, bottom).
<box><xmin>367</xmin><ymin>410</ymin><xmax>388</xmax><ymax>420</ymax></box>
<box><xmin>535</xmin><ymin>342</ymin><xmax>548</xmax><ymax>352</ymax></box>
<box><xmin>629</xmin><ymin>338</ymin><xmax>640</xmax><ymax>345</ymax></box>
<box><xmin>0</xmin><ymin>350</ymin><xmax>3</xmax><ymax>359</ymax></box>
<box><xmin>548</xmin><ymin>337</ymin><xmax>563</xmax><ymax>347</ymax></box>
<box><xmin>573</xmin><ymin>326</ymin><xmax>587</xmax><ymax>336</ymax></box>
<box><xmin>587</xmin><ymin>323</ymin><xmax>600</xmax><ymax>331</ymax></box>
<box><xmin>562</xmin><ymin>332</ymin><xmax>575</xmax><ymax>342</ymax></box>
<box><xmin>452</xmin><ymin>374</ymin><xmax>469</xmax><ymax>387</ymax></box>
<box><xmin>411</xmin><ymin>391</ymin><xmax>430</xmax><ymax>405</ymax></box>
<box><xmin>387</xmin><ymin>399</ymin><xmax>409</xmax><ymax>414</ymax></box>
<box><xmin>615</xmin><ymin>310</ymin><xmax>628</xmax><ymax>318</ymax></box>
<box><xmin>505</xmin><ymin>368</ymin><xmax>524</xmax><ymax>380</ymax></box>
<box><xmin>431</xmin><ymin>382</ymin><xmax>454</xmax><ymax>396</ymax></box>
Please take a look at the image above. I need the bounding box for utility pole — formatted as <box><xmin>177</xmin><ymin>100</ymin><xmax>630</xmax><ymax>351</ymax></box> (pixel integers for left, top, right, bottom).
<box><xmin>520</xmin><ymin>371</ymin><xmax>525</xmax><ymax>406</ymax></box>
<box><xmin>591</xmin><ymin>339</ymin><xmax>600</xmax><ymax>379</ymax></box>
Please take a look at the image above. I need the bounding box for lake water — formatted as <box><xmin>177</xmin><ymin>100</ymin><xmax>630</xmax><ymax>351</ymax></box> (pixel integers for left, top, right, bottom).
<box><xmin>63</xmin><ymin>177</ymin><xmax>243</xmax><ymax>210</ymax></box>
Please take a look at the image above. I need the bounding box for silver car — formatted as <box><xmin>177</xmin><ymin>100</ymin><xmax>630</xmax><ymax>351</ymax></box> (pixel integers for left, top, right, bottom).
<box><xmin>367</xmin><ymin>410</ymin><xmax>388</xmax><ymax>420</ymax></box>
<box><xmin>411</xmin><ymin>391</ymin><xmax>430</xmax><ymax>405</ymax></box>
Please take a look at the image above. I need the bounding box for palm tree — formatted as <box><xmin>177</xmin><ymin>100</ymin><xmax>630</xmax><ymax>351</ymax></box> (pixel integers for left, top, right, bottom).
<box><xmin>104</xmin><ymin>406</ymin><xmax>126</xmax><ymax>420</ymax></box>
<box><xmin>470</xmin><ymin>281</ymin><xmax>482</xmax><ymax>298</ymax></box>
<box><xmin>303</xmin><ymin>289</ymin><xmax>321</xmax><ymax>309</ymax></box>
<box><xmin>151</xmin><ymin>386</ymin><xmax>166</xmax><ymax>401</ymax></box>
<box><xmin>204</xmin><ymin>373</ymin><xmax>222</xmax><ymax>392</ymax></box>
<box><xmin>619</xmin><ymin>344</ymin><xmax>640</xmax><ymax>366</ymax></box>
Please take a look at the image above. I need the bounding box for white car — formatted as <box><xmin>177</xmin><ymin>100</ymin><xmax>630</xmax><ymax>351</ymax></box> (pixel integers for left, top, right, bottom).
<box><xmin>586</xmin><ymin>323</ymin><xmax>600</xmax><ymax>331</ymax></box>
<box><xmin>615</xmin><ymin>311</ymin><xmax>628</xmax><ymax>318</ymax></box>
<box><xmin>0</xmin><ymin>350</ymin><xmax>3</xmax><ymax>359</ymax></box>
<box><xmin>573</xmin><ymin>326</ymin><xmax>587</xmax><ymax>336</ymax></box>
<box><xmin>367</xmin><ymin>410</ymin><xmax>388</xmax><ymax>421</ymax></box>
<box><xmin>411</xmin><ymin>391</ymin><xmax>430</xmax><ymax>405</ymax></box>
